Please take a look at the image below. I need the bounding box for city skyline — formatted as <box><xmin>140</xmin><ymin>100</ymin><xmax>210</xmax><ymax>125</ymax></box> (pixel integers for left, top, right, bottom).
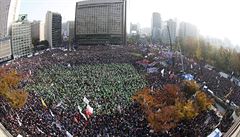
<box><xmin>20</xmin><ymin>0</ymin><xmax>240</xmax><ymax>46</ymax></box>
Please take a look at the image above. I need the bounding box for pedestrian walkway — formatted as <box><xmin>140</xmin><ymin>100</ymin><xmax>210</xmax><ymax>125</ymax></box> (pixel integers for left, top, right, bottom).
<box><xmin>0</xmin><ymin>123</ymin><xmax>12</xmax><ymax>137</ymax></box>
<box><xmin>224</xmin><ymin>117</ymin><xmax>240</xmax><ymax>137</ymax></box>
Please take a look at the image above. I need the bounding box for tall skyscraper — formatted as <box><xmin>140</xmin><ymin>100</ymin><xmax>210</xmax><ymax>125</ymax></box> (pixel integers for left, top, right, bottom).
<box><xmin>140</xmin><ymin>27</ymin><xmax>151</xmax><ymax>36</ymax></box>
<box><xmin>45</xmin><ymin>11</ymin><xmax>62</xmax><ymax>48</ymax></box>
<box><xmin>151</xmin><ymin>12</ymin><xmax>161</xmax><ymax>44</ymax></box>
<box><xmin>40</xmin><ymin>22</ymin><xmax>45</xmax><ymax>41</ymax></box>
<box><xmin>179</xmin><ymin>22</ymin><xmax>198</xmax><ymax>39</ymax></box>
<box><xmin>12</xmin><ymin>14</ymin><xmax>32</xmax><ymax>58</ymax></box>
<box><xmin>162</xmin><ymin>19</ymin><xmax>177</xmax><ymax>45</ymax></box>
<box><xmin>31</xmin><ymin>20</ymin><xmax>40</xmax><ymax>42</ymax></box>
<box><xmin>62</xmin><ymin>21</ymin><xmax>75</xmax><ymax>41</ymax></box>
<box><xmin>67</xmin><ymin>21</ymin><xmax>75</xmax><ymax>42</ymax></box>
<box><xmin>130</xmin><ymin>23</ymin><xmax>140</xmax><ymax>35</ymax></box>
<box><xmin>75</xmin><ymin>0</ymin><xmax>127</xmax><ymax>45</ymax></box>
<box><xmin>0</xmin><ymin>0</ymin><xmax>21</xmax><ymax>62</ymax></box>
<box><xmin>0</xmin><ymin>38</ymin><xmax>11</xmax><ymax>62</ymax></box>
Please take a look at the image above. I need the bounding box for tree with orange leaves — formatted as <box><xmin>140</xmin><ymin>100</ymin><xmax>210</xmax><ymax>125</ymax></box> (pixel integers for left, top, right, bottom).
<box><xmin>182</xmin><ymin>80</ymin><xmax>200</xmax><ymax>98</ymax></box>
<box><xmin>132</xmin><ymin>86</ymin><xmax>180</xmax><ymax>132</ymax></box>
<box><xmin>0</xmin><ymin>68</ymin><xmax>28</xmax><ymax>108</ymax></box>
<box><xmin>175</xmin><ymin>100</ymin><xmax>198</xmax><ymax>120</ymax></box>
<box><xmin>132</xmin><ymin>81</ymin><xmax>213</xmax><ymax>133</ymax></box>
<box><xmin>195</xmin><ymin>91</ymin><xmax>213</xmax><ymax>112</ymax></box>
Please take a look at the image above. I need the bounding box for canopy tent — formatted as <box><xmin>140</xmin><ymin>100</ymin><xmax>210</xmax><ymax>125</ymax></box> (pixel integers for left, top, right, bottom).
<box><xmin>181</xmin><ymin>74</ymin><xmax>194</xmax><ymax>81</ymax></box>
<box><xmin>207</xmin><ymin>128</ymin><xmax>222</xmax><ymax>137</ymax></box>
<box><xmin>147</xmin><ymin>67</ymin><xmax>159</xmax><ymax>74</ymax></box>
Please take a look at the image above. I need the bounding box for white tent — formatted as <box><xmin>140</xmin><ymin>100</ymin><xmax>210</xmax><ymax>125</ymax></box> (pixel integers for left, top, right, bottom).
<box><xmin>219</xmin><ymin>72</ymin><xmax>229</xmax><ymax>79</ymax></box>
<box><xmin>207</xmin><ymin>128</ymin><xmax>222</xmax><ymax>137</ymax></box>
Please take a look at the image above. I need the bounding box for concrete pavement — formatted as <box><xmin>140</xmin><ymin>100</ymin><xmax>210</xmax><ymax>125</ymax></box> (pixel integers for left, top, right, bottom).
<box><xmin>0</xmin><ymin>123</ymin><xmax>12</xmax><ymax>137</ymax></box>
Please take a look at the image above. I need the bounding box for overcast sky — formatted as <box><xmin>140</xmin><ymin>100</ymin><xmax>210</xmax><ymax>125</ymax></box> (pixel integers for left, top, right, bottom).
<box><xmin>20</xmin><ymin>0</ymin><xmax>240</xmax><ymax>46</ymax></box>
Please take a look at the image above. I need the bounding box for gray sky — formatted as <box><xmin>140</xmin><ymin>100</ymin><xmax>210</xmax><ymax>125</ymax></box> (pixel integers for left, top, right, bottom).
<box><xmin>20</xmin><ymin>0</ymin><xmax>240</xmax><ymax>46</ymax></box>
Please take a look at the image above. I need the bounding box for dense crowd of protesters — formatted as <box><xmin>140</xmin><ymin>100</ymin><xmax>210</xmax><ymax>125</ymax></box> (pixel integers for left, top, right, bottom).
<box><xmin>0</xmin><ymin>45</ymin><xmax>237</xmax><ymax>136</ymax></box>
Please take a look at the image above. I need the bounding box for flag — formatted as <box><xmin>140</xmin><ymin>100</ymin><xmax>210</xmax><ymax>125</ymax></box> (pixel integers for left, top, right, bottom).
<box><xmin>85</xmin><ymin>105</ymin><xmax>93</xmax><ymax>117</ymax></box>
<box><xmin>49</xmin><ymin>109</ymin><xmax>55</xmax><ymax>117</ymax></box>
<box><xmin>83</xmin><ymin>96</ymin><xmax>90</xmax><ymax>105</ymax></box>
<box><xmin>16</xmin><ymin>113</ymin><xmax>22</xmax><ymax>126</ymax></box>
<box><xmin>161</xmin><ymin>69</ymin><xmax>165</xmax><ymax>77</ymax></box>
<box><xmin>41</xmin><ymin>97</ymin><xmax>47</xmax><ymax>108</ymax></box>
<box><xmin>74</xmin><ymin>117</ymin><xmax>79</xmax><ymax>123</ymax></box>
<box><xmin>78</xmin><ymin>106</ymin><xmax>87</xmax><ymax>120</ymax></box>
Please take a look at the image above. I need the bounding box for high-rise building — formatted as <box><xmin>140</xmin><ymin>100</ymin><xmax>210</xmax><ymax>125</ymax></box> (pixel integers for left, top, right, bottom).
<box><xmin>140</xmin><ymin>27</ymin><xmax>151</xmax><ymax>36</ymax></box>
<box><xmin>62</xmin><ymin>22</ymin><xmax>67</xmax><ymax>36</ymax></box>
<box><xmin>31</xmin><ymin>20</ymin><xmax>40</xmax><ymax>42</ymax></box>
<box><xmin>62</xmin><ymin>21</ymin><xmax>75</xmax><ymax>41</ymax></box>
<box><xmin>0</xmin><ymin>0</ymin><xmax>21</xmax><ymax>37</ymax></box>
<box><xmin>67</xmin><ymin>21</ymin><xmax>75</xmax><ymax>41</ymax></box>
<box><xmin>45</xmin><ymin>11</ymin><xmax>62</xmax><ymax>48</ymax></box>
<box><xmin>12</xmin><ymin>14</ymin><xmax>32</xmax><ymax>58</ymax></box>
<box><xmin>151</xmin><ymin>12</ymin><xmax>161</xmax><ymax>44</ymax></box>
<box><xmin>75</xmin><ymin>0</ymin><xmax>127</xmax><ymax>45</ymax></box>
<box><xmin>40</xmin><ymin>22</ymin><xmax>45</xmax><ymax>41</ymax></box>
<box><xmin>179</xmin><ymin>22</ymin><xmax>198</xmax><ymax>39</ymax></box>
<box><xmin>161</xmin><ymin>24</ymin><xmax>168</xmax><ymax>45</ymax></box>
<box><xmin>130</xmin><ymin>23</ymin><xmax>140</xmax><ymax>35</ymax></box>
<box><xmin>162</xmin><ymin>19</ymin><xmax>177</xmax><ymax>45</ymax></box>
<box><xmin>0</xmin><ymin>0</ymin><xmax>21</xmax><ymax>62</ymax></box>
<box><xmin>0</xmin><ymin>37</ymin><xmax>11</xmax><ymax>62</ymax></box>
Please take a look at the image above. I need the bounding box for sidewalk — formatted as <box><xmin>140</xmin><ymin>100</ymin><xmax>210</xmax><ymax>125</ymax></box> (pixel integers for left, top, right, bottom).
<box><xmin>0</xmin><ymin>123</ymin><xmax>12</xmax><ymax>137</ymax></box>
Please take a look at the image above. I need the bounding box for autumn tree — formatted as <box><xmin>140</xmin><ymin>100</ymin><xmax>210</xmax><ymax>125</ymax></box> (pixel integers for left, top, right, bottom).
<box><xmin>132</xmin><ymin>87</ymin><xmax>180</xmax><ymax>132</ymax></box>
<box><xmin>0</xmin><ymin>68</ymin><xmax>28</xmax><ymax>108</ymax></box>
<box><xmin>147</xmin><ymin>106</ymin><xmax>178</xmax><ymax>132</ymax></box>
<box><xmin>175</xmin><ymin>100</ymin><xmax>198</xmax><ymax>120</ymax></box>
<box><xmin>229</xmin><ymin>50</ymin><xmax>240</xmax><ymax>73</ymax></box>
<box><xmin>179</xmin><ymin>36</ymin><xmax>240</xmax><ymax>74</ymax></box>
<box><xmin>195</xmin><ymin>91</ymin><xmax>213</xmax><ymax>112</ymax></box>
<box><xmin>182</xmin><ymin>80</ymin><xmax>200</xmax><ymax>98</ymax></box>
<box><xmin>133</xmin><ymin>81</ymin><xmax>213</xmax><ymax>132</ymax></box>
<box><xmin>132</xmin><ymin>88</ymin><xmax>156</xmax><ymax>108</ymax></box>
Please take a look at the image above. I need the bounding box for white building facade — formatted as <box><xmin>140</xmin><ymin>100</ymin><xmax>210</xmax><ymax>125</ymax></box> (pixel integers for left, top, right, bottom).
<box><xmin>0</xmin><ymin>38</ymin><xmax>11</xmax><ymax>62</ymax></box>
<box><xmin>0</xmin><ymin>0</ymin><xmax>21</xmax><ymax>62</ymax></box>
<box><xmin>40</xmin><ymin>22</ymin><xmax>45</xmax><ymax>41</ymax></box>
<box><xmin>12</xmin><ymin>19</ymin><xmax>32</xmax><ymax>58</ymax></box>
